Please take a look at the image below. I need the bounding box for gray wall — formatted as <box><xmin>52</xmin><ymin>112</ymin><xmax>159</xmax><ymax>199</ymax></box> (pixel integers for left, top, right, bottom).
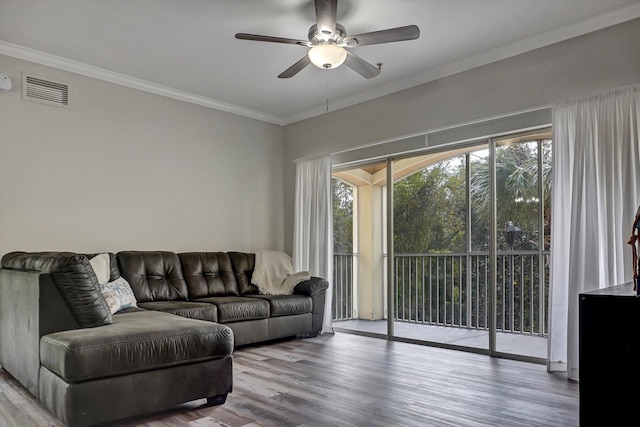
<box><xmin>0</xmin><ymin>55</ymin><xmax>285</xmax><ymax>255</ymax></box>
<box><xmin>282</xmin><ymin>18</ymin><xmax>640</xmax><ymax>254</ymax></box>
<box><xmin>1</xmin><ymin>19</ymin><xmax>638</xmax><ymax>258</ymax></box>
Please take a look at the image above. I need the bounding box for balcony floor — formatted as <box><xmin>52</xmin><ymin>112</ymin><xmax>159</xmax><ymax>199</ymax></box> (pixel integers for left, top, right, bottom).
<box><xmin>333</xmin><ymin>319</ymin><xmax>547</xmax><ymax>362</ymax></box>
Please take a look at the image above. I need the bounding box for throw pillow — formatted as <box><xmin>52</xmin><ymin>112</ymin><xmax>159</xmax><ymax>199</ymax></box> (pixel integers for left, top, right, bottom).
<box><xmin>89</xmin><ymin>253</ymin><xmax>111</xmax><ymax>285</ymax></box>
<box><xmin>101</xmin><ymin>277</ymin><xmax>138</xmax><ymax>314</ymax></box>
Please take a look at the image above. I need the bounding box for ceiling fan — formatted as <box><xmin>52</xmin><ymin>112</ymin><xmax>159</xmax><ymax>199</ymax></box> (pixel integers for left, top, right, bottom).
<box><xmin>235</xmin><ymin>0</ymin><xmax>420</xmax><ymax>79</ymax></box>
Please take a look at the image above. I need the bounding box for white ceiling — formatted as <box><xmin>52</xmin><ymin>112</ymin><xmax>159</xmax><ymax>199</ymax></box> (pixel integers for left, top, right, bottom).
<box><xmin>1</xmin><ymin>0</ymin><xmax>639</xmax><ymax>125</ymax></box>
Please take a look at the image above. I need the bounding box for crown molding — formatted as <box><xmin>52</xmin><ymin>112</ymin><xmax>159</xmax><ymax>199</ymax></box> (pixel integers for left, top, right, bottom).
<box><xmin>0</xmin><ymin>41</ymin><xmax>284</xmax><ymax>126</ymax></box>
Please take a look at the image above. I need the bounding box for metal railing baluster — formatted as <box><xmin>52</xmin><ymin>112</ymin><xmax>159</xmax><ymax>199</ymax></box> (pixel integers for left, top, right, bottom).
<box><xmin>332</xmin><ymin>252</ymin><xmax>548</xmax><ymax>338</ymax></box>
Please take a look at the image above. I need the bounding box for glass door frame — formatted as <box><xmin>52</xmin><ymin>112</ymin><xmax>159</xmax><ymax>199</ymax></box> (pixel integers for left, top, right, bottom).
<box><xmin>333</xmin><ymin>125</ymin><xmax>550</xmax><ymax>364</ymax></box>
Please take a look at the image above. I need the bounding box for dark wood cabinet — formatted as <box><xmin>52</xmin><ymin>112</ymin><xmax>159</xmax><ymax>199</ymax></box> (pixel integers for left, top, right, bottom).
<box><xmin>579</xmin><ymin>282</ymin><xmax>639</xmax><ymax>426</ymax></box>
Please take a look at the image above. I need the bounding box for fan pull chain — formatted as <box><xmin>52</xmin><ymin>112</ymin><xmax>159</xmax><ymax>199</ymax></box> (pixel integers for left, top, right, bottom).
<box><xmin>326</xmin><ymin>80</ymin><xmax>329</xmax><ymax>112</ymax></box>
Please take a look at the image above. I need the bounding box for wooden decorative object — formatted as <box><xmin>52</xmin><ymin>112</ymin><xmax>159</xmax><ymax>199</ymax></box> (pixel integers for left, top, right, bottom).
<box><xmin>629</xmin><ymin>204</ymin><xmax>640</xmax><ymax>294</ymax></box>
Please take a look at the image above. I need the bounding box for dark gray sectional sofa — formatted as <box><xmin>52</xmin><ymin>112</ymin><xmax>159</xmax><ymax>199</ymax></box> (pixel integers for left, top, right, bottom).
<box><xmin>0</xmin><ymin>250</ymin><xmax>329</xmax><ymax>427</ymax></box>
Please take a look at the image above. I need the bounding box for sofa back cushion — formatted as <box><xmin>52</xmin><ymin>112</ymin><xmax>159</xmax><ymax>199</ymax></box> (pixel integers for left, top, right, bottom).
<box><xmin>178</xmin><ymin>252</ymin><xmax>239</xmax><ymax>298</ymax></box>
<box><xmin>1</xmin><ymin>251</ymin><xmax>113</xmax><ymax>327</ymax></box>
<box><xmin>228</xmin><ymin>252</ymin><xmax>258</xmax><ymax>295</ymax></box>
<box><xmin>117</xmin><ymin>251</ymin><xmax>188</xmax><ymax>303</ymax></box>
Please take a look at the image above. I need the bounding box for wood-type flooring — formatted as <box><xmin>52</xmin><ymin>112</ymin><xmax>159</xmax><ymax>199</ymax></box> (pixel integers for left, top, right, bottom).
<box><xmin>0</xmin><ymin>332</ymin><xmax>578</xmax><ymax>427</ymax></box>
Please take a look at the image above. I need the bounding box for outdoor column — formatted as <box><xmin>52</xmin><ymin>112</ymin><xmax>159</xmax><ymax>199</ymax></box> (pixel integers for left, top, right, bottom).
<box><xmin>357</xmin><ymin>183</ymin><xmax>385</xmax><ymax>320</ymax></box>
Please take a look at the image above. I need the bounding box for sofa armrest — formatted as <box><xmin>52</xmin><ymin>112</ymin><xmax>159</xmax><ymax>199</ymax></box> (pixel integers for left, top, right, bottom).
<box><xmin>293</xmin><ymin>277</ymin><xmax>329</xmax><ymax>334</ymax></box>
<box><xmin>293</xmin><ymin>276</ymin><xmax>329</xmax><ymax>296</ymax></box>
<box><xmin>2</xmin><ymin>251</ymin><xmax>113</xmax><ymax>328</ymax></box>
<box><xmin>0</xmin><ymin>268</ymin><xmax>80</xmax><ymax>398</ymax></box>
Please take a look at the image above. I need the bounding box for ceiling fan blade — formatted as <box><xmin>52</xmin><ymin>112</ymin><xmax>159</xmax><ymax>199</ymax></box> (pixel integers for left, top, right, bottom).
<box><xmin>344</xmin><ymin>51</ymin><xmax>381</xmax><ymax>79</ymax></box>
<box><xmin>343</xmin><ymin>25</ymin><xmax>420</xmax><ymax>47</ymax></box>
<box><xmin>314</xmin><ymin>0</ymin><xmax>337</xmax><ymax>37</ymax></box>
<box><xmin>235</xmin><ymin>33</ymin><xmax>310</xmax><ymax>46</ymax></box>
<box><xmin>278</xmin><ymin>56</ymin><xmax>312</xmax><ymax>78</ymax></box>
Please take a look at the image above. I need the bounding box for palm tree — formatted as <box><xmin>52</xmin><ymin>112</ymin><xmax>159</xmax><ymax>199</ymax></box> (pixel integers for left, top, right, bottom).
<box><xmin>470</xmin><ymin>141</ymin><xmax>551</xmax><ymax>250</ymax></box>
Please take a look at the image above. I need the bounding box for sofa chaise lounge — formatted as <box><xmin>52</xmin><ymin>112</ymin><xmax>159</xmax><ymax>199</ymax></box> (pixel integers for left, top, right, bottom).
<box><xmin>0</xmin><ymin>250</ymin><xmax>329</xmax><ymax>427</ymax></box>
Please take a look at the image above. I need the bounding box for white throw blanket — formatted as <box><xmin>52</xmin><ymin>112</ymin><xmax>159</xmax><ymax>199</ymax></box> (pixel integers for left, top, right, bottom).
<box><xmin>251</xmin><ymin>250</ymin><xmax>310</xmax><ymax>295</ymax></box>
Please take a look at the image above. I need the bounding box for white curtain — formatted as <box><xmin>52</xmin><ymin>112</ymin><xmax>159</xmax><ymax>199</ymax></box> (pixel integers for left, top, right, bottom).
<box><xmin>549</xmin><ymin>84</ymin><xmax>640</xmax><ymax>380</ymax></box>
<box><xmin>293</xmin><ymin>155</ymin><xmax>334</xmax><ymax>334</ymax></box>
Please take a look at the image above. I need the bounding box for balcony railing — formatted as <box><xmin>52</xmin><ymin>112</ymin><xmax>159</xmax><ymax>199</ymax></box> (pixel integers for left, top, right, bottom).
<box><xmin>333</xmin><ymin>251</ymin><xmax>549</xmax><ymax>337</ymax></box>
<box><xmin>333</xmin><ymin>253</ymin><xmax>355</xmax><ymax>321</ymax></box>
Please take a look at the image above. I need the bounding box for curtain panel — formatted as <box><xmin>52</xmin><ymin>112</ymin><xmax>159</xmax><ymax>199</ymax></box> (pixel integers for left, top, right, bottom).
<box><xmin>293</xmin><ymin>155</ymin><xmax>334</xmax><ymax>334</ymax></box>
<box><xmin>549</xmin><ymin>84</ymin><xmax>640</xmax><ymax>380</ymax></box>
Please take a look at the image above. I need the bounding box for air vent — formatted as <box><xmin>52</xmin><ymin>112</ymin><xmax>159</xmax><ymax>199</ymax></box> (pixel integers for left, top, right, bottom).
<box><xmin>22</xmin><ymin>73</ymin><xmax>71</xmax><ymax>108</ymax></box>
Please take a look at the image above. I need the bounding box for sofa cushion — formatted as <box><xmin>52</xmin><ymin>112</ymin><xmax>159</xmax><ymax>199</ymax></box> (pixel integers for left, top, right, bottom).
<box><xmin>40</xmin><ymin>310</ymin><xmax>233</xmax><ymax>382</ymax></box>
<box><xmin>178</xmin><ymin>252</ymin><xmax>239</xmax><ymax>298</ymax></box>
<box><xmin>50</xmin><ymin>255</ymin><xmax>114</xmax><ymax>328</ymax></box>
<box><xmin>117</xmin><ymin>251</ymin><xmax>188</xmax><ymax>303</ymax></box>
<box><xmin>194</xmin><ymin>296</ymin><xmax>269</xmax><ymax>323</ymax></box>
<box><xmin>228</xmin><ymin>252</ymin><xmax>258</xmax><ymax>295</ymax></box>
<box><xmin>51</xmin><ymin>255</ymin><xmax>114</xmax><ymax>328</ymax></box>
<box><xmin>138</xmin><ymin>301</ymin><xmax>218</xmax><ymax>322</ymax></box>
<box><xmin>246</xmin><ymin>294</ymin><xmax>313</xmax><ymax>317</ymax></box>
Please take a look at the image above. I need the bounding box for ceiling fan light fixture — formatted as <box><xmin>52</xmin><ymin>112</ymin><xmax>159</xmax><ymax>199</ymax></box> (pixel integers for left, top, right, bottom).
<box><xmin>308</xmin><ymin>43</ymin><xmax>347</xmax><ymax>69</ymax></box>
<box><xmin>236</xmin><ymin>0</ymin><xmax>419</xmax><ymax>78</ymax></box>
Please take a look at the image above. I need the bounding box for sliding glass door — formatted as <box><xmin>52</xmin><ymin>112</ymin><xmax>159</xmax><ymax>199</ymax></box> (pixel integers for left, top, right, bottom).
<box><xmin>492</xmin><ymin>133</ymin><xmax>551</xmax><ymax>358</ymax></box>
<box><xmin>332</xmin><ymin>129</ymin><xmax>551</xmax><ymax>363</ymax></box>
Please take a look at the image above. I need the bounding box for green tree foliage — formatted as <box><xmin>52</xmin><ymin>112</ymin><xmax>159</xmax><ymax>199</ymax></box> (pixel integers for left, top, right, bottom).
<box><xmin>393</xmin><ymin>158</ymin><xmax>467</xmax><ymax>254</ymax></box>
<box><xmin>332</xmin><ymin>179</ymin><xmax>353</xmax><ymax>253</ymax></box>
